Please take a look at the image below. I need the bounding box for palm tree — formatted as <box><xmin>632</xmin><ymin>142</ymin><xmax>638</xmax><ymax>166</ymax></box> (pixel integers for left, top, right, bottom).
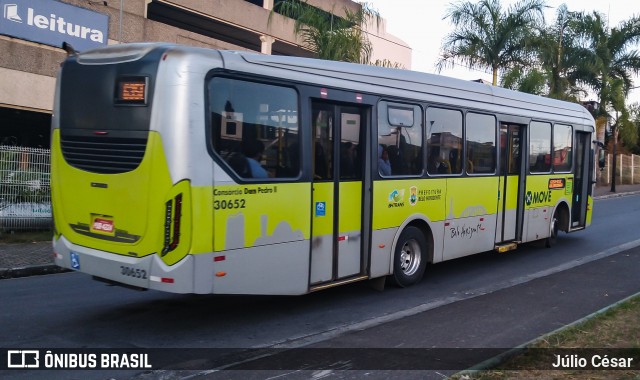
<box><xmin>271</xmin><ymin>0</ymin><xmax>379</xmax><ymax>64</ymax></box>
<box><xmin>571</xmin><ymin>11</ymin><xmax>640</xmax><ymax>142</ymax></box>
<box><xmin>502</xmin><ymin>4</ymin><xmax>586</xmax><ymax>100</ymax></box>
<box><xmin>437</xmin><ymin>0</ymin><xmax>546</xmax><ymax>85</ymax></box>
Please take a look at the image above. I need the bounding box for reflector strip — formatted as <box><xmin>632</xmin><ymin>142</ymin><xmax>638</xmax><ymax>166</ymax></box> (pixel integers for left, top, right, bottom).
<box><xmin>338</xmin><ymin>235</ymin><xmax>348</xmax><ymax>242</ymax></box>
<box><xmin>150</xmin><ymin>276</ymin><xmax>175</xmax><ymax>284</ymax></box>
<box><xmin>214</xmin><ymin>256</ymin><xmax>225</xmax><ymax>262</ymax></box>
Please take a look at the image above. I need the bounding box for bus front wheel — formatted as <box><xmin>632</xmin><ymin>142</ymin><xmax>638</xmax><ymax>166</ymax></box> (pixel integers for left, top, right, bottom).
<box><xmin>391</xmin><ymin>226</ymin><xmax>427</xmax><ymax>287</ymax></box>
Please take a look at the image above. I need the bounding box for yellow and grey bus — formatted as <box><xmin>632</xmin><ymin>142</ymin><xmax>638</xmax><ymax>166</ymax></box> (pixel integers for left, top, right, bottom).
<box><xmin>51</xmin><ymin>43</ymin><xmax>596</xmax><ymax>295</ymax></box>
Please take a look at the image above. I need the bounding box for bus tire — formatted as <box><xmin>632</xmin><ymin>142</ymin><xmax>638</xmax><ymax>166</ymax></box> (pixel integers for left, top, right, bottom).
<box><xmin>391</xmin><ymin>226</ymin><xmax>427</xmax><ymax>287</ymax></box>
<box><xmin>545</xmin><ymin>211</ymin><xmax>559</xmax><ymax>248</ymax></box>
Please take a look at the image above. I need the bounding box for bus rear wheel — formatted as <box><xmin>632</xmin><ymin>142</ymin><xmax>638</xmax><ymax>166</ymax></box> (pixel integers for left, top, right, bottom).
<box><xmin>391</xmin><ymin>226</ymin><xmax>427</xmax><ymax>287</ymax></box>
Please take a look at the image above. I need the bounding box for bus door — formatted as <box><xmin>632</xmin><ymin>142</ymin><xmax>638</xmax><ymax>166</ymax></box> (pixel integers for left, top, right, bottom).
<box><xmin>571</xmin><ymin>131</ymin><xmax>592</xmax><ymax>228</ymax></box>
<box><xmin>309</xmin><ymin>101</ymin><xmax>367</xmax><ymax>286</ymax></box>
<box><xmin>497</xmin><ymin>123</ymin><xmax>526</xmax><ymax>243</ymax></box>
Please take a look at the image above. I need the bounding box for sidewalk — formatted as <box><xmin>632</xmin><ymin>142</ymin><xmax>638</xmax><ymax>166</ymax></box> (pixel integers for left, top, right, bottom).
<box><xmin>593</xmin><ymin>183</ymin><xmax>640</xmax><ymax>198</ymax></box>
<box><xmin>1</xmin><ymin>184</ymin><xmax>639</xmax><ymax>280</ymax></box>
<box><xmin>0</xmin><ymin>240</ymin><xmax>66</xmax><ymax>279</ymax></box>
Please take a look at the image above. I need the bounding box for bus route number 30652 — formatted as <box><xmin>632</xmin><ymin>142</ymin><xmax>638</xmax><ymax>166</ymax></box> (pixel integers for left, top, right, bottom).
<box><xmin>120</xmin><ymin>266</ymin><xmax>147</xmax><ymax>279</ymax></box>
<box><xmin>213</xmin><ymin>199</ymin><xmax>246</xmax><ymax>210</ymax></box>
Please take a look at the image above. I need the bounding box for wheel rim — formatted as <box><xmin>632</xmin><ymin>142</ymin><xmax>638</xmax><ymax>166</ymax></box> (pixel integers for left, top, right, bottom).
<box><xmin>550</xmin><ymin>217</ymin><xmax>557</xmax><ymax>238</ymax></box>
<box><xmin>400</xmin><ymin>239</ymin><xmax>422</xmax><ymax>276</ymax></box>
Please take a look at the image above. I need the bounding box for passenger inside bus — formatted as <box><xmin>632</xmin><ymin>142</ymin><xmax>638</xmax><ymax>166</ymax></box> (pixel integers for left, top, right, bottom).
<box><xmin>243</xmin><ymin>139</ymin><xmax>269</xmax><ymax>178</ymax></box>
<box><xmin>340</xmin><ymin>142</ymin><xmax>359</xmax><ymax>179</ymax></box>
<box><xmin>428</xmin><ymin>148</ymin><xmax>450</xmax><ymax>174</ymax></box>
<box><xmin>314</xmin><ymin>142</ymin><xmax>329</xmax><ymax>179</ymax></box>
<box><xmin>227</xmin><ymin>152</ymin><xmax>250</xmax><ymax>177</ymax></box>
<box><xmin>378</xmin><ymin>145</ymin><xmax>392</xmax><ymax>176</ymax></box>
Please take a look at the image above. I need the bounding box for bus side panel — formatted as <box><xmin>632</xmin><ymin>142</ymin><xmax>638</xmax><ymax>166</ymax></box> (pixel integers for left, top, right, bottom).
<box><xmin>371</xmin><ymin>179</ymin><xmax>446</xmax><ymax>271</ymax></box>
<box><xmin>523</xmin><ymin>174</ymin><xmax>573</xmax><ymax>242</ymax></box>
<box><xmin>190</xmin><ymin>186</ymin><xmax>214</xmax><ymax>255</ymax></box>
<box><xmin>211</xmin><ymin>182</ymin><xmax>312</xmax><ymax>295</ymax></box>
<box><xmin>443</xmin><ymin>177</ymin><xmax>499</xmax><ymax>260</ymax></box>
<box><xmin>370</xmin><ymin>227</ymin><xmax>398</xmax><ymax>277</ymax></box>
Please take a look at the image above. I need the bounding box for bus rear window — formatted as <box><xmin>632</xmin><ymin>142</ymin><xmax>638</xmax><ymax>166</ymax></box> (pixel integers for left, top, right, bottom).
<box><xmin>208</xmin><ymin>77</ymin><xmax>300</xmax><ymax>179</ymax></box>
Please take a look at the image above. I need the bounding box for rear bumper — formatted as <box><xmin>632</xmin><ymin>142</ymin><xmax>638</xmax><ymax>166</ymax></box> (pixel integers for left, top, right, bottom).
<box><xmin>53</xmin><ymin>235</ymin><xmax>203</xmax><ymax>293</ymax></box>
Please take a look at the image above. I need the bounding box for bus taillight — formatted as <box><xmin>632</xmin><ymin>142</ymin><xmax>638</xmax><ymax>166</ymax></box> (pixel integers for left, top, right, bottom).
<box><xmin>161</xmin><ymin>193</ymin><xmax>183</xmax><ymax>256</ymax></box>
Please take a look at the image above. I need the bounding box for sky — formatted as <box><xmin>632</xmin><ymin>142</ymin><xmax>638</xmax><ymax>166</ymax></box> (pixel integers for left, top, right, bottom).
<box><xmin>365</xmin><ymin>0</ymin><xmax>640</xmax><ymax>105</ymax></box>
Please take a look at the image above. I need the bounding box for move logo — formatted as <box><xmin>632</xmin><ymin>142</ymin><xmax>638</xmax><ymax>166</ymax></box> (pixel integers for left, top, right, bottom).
<box><xmin>526</xmin><ymin>190</ymin><xmax>552</xmax><ymax>206</ymax></box>
<box><xmin>0</xmin><ymin>0</ymin><xmax>108</xmax><ymax>51</ymax></box>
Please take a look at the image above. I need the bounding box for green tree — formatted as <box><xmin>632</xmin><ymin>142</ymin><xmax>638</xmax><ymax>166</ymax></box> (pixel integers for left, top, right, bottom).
<box><xmin>571</xmin><ymin>11</ymin><xmax>640</xmax><ymax>142</ymax></box>
<box><xmin>437</xmin><ymin>0</ymin><xmax>546</xmax><ymax>85</ymax></box>
<box><xmin>501</xmin><ymin>5</ymin><xmax>587</xmax><ymax>100</ymax></box>
<box><xmin>500</xmin><ymin>66</ymin><xmax>546</xmax><ymax>95</ymax></box>
<box><xmin>630</xmin><ymin>103</ymin><xmax>640</xmax><ymax>154</ymax></box>
<box><xmin>272</xmin><ymin>0</ymin><xmax>379</xmax><ymax>64</ymax></box>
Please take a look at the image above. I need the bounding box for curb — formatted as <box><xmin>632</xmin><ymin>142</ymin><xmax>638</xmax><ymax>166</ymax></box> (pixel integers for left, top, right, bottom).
<box><xmin>594</xmin><ymin>190</ymin><xmax>640</xmax><ymax>200</ymax></box>
<box><xmin>454</xmin><ymin>291</ymin><xmax>640</xmax><ymax>377</ymax></box>
<box><xmin>0</xmin><ymin>264</ymin><xmax>71</xmax><ymax>280</ymax></box>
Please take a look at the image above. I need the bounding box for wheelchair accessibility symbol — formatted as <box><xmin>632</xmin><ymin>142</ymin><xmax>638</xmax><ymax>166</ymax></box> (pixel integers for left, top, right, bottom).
<box><xmin>70</xmin><ymin>252</ymin><xmax>80</xmax><ymax>270</ymax></box>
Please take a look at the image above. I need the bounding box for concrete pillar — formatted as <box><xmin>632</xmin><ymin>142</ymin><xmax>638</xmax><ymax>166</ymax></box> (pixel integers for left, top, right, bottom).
<box><xmin>260</xmin><ymin>35</ymin><xmax>275</xmax><ymax>55</ymax></box>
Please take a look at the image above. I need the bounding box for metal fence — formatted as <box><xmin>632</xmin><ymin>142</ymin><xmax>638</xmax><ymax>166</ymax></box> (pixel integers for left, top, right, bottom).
<box><xmin>599</xmin><ymin>153</ymin><xmax>640</xmax><ymax>185</ymax></box>
<box><xmin>0</xmin><ymin>146</ymin><xmax>51</xmax><ymax>231</ymax></box>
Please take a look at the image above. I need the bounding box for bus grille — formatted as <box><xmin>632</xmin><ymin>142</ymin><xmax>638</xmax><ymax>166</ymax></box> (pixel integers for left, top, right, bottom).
<box><xmin>60</xmin><ymin>135</ymin><xmax>147</xmax><ymax>174</ymax></box>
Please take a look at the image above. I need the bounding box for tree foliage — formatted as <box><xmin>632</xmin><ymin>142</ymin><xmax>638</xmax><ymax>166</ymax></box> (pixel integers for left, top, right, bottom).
<box><xmin>272</xmin><ymin>0</ymin><xmax>379</xmax><ymax>64</ymax></box>
<box><xmin>571</xmin><ymin>11</ymin><xmax>640</xmax><ymax>118</ymax></box>
<box><xmin>438</xmin><ymin>0</ymin><xmax>546</xmax><ymax>85</ymax></box>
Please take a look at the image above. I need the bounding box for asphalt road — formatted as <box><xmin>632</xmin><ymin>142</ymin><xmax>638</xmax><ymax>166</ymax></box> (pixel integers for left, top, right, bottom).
<box><xmin>2</xmin><ymin>194</ymin><xmax>640</xmax><ymax>379</ymax></box>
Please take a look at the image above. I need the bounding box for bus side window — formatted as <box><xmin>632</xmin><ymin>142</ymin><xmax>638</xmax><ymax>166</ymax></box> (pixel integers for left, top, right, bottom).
<box><xmin>427</xmin><ymin>107</ymin><xmax>463</xmax><ymax>176</ymax></box>
<box><xmin>553</xmin><ymin>124</ymin><xmax>572</xmax><ymax>172</ymax></box>
<box><xmin>466</xmin><ymin>112</ymin><xmax>496</xmax><ymax>174</ymax></box>
<box><xmin>208</xmin><ymin>77</ymin><xmax>300</xmax><ymax>180</ymax></box>
<box><xmin>377</xmin><ymin>102</ymin><xmax>423</xmax><ymax>177</ymax></box>
<box><xmin>529</xmin><ymin>121</ymin><xmax>552</xmax><ymax>173</ymax></box>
